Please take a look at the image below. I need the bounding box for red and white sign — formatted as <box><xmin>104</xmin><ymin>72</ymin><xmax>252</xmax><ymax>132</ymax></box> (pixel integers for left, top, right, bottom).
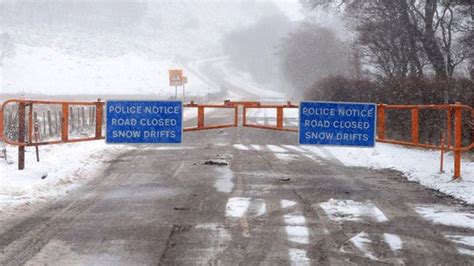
<box><xmin>169</xmin><ymin>69</ymin><xmax>183</xmax><ymax>86</ymax></box>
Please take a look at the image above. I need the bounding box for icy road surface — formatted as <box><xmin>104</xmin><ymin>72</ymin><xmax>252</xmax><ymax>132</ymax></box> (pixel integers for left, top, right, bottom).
<box><xmin>1</xmin><ymin>115</ymin><xmax>474</xmax><ymax>265</ymax></box>
<box><xmin>1</xmin><ymin>58</ymin><xmax>473</xmax><ymax>264</ymax></box>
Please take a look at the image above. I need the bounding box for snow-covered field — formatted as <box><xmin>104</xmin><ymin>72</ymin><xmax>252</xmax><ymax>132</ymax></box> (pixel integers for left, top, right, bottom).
<box><xmin>2</xmin><ymin>44</ymin><xmax>219</xmax><ymax>98</ymax></box>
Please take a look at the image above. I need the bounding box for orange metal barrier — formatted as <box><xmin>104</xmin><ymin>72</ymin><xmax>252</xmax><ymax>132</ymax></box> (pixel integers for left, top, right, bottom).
<box><xmin>224</xmin><ymin>100</ymin><xmax>261</xmax><ymax>107</ymax></box>
<box><xmin>1</xmin><ymin>99</ymin><xmax>104</xmax><ymax>169</ymax></box>
<box><xmin>243</xmin><ymin>102</ymin><xmax>298</xmax><ymax>132</ymax></box>
<box><xmin>183</xmin><ymin>101</ymin><xmax>238</xmax><ymax>131</ymax></box>
<box><xmin>377</xmin><ymin>102</ymin><xmax>473</xmax><ymax>179</ymax></box>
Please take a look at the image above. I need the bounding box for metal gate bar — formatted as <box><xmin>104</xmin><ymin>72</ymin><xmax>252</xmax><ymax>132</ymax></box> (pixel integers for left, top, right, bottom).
<box><xmin>183</xmin><ymin>101</ymin><xmax>238</xmax><ymax>131</ymax></box>
<box><xmin>377</xmin><ymin>102</ymin><xmax>473</xmax><ymax>179</ymax></box>
<box><xmin>243</xmin><ymin>102</ymin><xmax>298</xmax><ymax>132</ymax></box>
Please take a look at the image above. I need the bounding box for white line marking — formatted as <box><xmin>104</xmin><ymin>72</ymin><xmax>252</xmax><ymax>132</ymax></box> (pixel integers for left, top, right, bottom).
<box><xmin>266</xmin><ymin>145</ymin><xmax>288</xmax><ymax>153</ymax></box>
<box><xmin>275</xmin><ymin>153</ymin><xmax>298</xmax><ymax>161</ymax></box>
<box><xmin>350</xmin><ymin>232</ymin><xmax>378</xmax><ymax>260</ymax></box>
<box><xmin>284</xmin><ymin>214</ymin><xmax>306</xmax><ymax>226</ymax></box>
<box><xmin>320</xmin><ymin>199</ymin><xmax>389</xmax><ymax>222</ymax></box>
<box><xmin>414</xmin><ymin>205</ymin><xmax>474</xmax><ymax>229</ymax></box>
<box><xmin>281</xmin><ymin>200</ymin><xmax>297</xmax><ymax>208</ymax></box>
<box><xmin>250</xmin><ymin>144</ymin><xmax>261</xmax><ymax>151</ymax></box>
<box><xmin>383</xmin><ymin>233</ymin><xmax>403</xmax><ymax>252</ymax></box>
<box><xmin>233</xmin><ymin>144</ymin><xmax>249</xmax><ymax>151</ymax></box>
<box><xmin>445</xmin><ymin>235</ymin><xmax>474</xmax><ymax>247</ymax></box>
<box><xmin>285</xmin><ymin>226</ymin><xmax>309</xmax><ymax>244</ymax></box>
<box><xmin>282</xmin><ymin>145</ymin><xmax>306</xmax><ymax>153</ymax></box>
<box><xmin>214</xmin><ymin>166</ymin><xmax>234</xmax><ymax>193</ymax></box>
<box><xmin>288</xmin><ymin>248</ymin><xmax>310</xmax><ymax>266</ymax></box>
<box><xmin>226</xmin><ymin>197</ymin><xmax>250</xmax><ymax>218</ymax></box>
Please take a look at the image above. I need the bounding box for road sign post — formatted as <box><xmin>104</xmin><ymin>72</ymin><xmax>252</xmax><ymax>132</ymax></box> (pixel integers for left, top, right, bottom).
<box><xmin>299</xmin><ymin>101</ymin><xmax>376</xmax><ymax>147</ymax></box>
<box><xmin>169</xmin><ymin>70</ymin><xmax>183</xmax><ymax>100</ymax></box>
<box><xmin>106</xmin><ymin>100</ymin><xmax>182</xmax><ymax>144</ymax></box>
<box><xmin>182</xmin><ymin>76</ymin><xmax>187</xmax><ymax>102</ymax></box>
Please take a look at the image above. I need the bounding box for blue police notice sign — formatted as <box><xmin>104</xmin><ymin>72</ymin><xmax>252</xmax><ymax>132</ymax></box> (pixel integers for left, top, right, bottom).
<box><xmin>106</xmin><ymin>100</ymin><xmax>182</xmax><ymax>144</ymax></box>
<box><xmin>299</xmin><ymin>101</ymin><xmax>376</xmax><ymax>147</ymax></box>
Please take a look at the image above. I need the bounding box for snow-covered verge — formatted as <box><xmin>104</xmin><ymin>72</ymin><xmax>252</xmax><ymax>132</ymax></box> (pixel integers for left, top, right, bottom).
<box><xmin>0</xmin><ymin>141</ymin><xmax>130</xmax><ymax>216</ymax></box>
<box><xmin>0</xmin><ymin>105</ymin><xmax>205</xmax><ymax>215</ymax></box>
<box><xmin>302</xmin><ymin>144</ymin><xmax>474</xmax><ymax>204</ymax></box>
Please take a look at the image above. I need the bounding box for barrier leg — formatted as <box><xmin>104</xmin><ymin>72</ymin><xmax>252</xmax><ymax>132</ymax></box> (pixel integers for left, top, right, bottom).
<box><xmin>411</xmin><ymin>108</ymin><xmax>419</xmax><ymax>144</ymax></box>
<box><xmin>377</xmin><ymin>105</ymin><xmax>385</xmax><ymax>140</ymax></box>
<box><xmin>440</xmin><ymin>134</ymin><xmax>445</xmax><ymax>173</ymax></box>
<box><xmin>95</xmin><ymin>101</ymin><xmax>103</xmax><ymax>139</ymax></box>
<box><xmin>243</xmin><ymin>107</ymin><xmax>247</xmax><ymax>126</ymax></box>
<box><xmin>198</xmin><ymin>106</ymin><xmax>204</xmax><ymax>128</ymax></box>
<box><xmin>234</xmin><ymin>106</ymin><xmax>238</xmax><ymax>127</ymax></box>
<box><xmin>28</xmin><ymin>104</ymin><xmax>33</xmax><ymax>142</ymax></box>
<box><xmin>453</xmin><ymin>103</ymin><xmax>462</xmax><ymax>180</ymax></box>
<box><xmin>277</xmin><ymin>107</ymin><xmax>283</xmax><ymax>129</ymax></box>
<box><xmin>18</xmin><ymin>102</ymin><xmax>26</xmax><ymax>170</ymax></box>
<box><xmin>62</xmin><ymin>103</ymin><xmax>69</xmax><ymax>141</ymax></box>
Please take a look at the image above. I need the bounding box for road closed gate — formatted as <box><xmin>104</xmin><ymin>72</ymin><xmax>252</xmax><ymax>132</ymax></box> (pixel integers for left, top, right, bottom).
<box><xmin>1</xmin><ymin>99</ymin><xmax>472</xmax><ymax>179</ymax></box>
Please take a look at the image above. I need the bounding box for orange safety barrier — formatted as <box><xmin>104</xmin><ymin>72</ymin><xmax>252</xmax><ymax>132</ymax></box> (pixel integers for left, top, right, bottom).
<box><xmin>224</xmin><ymin>100</ymin><xmax>261</xmax><ymax>107</ymax></box>
<box><xmin>377</xmin><ymin>102</ymin><xmax>473</xmax><ymax>179</ymax></box>
<box><xmin>1</xmin><ymin>99</ymin><xmax>105</xmax><ymax>169</ymax></box>
<box><xmin>1</xmin><ymin>99</ymin><xmax>104</xmax><ymax>146</ymax></box>
<box><xmin>242</xmin><ymin>102</ymin><xmax>298</xmax><ymax>132</ymax></box>
<box><xmin>183</xmin><ymin>101</ymin><xmax>238</xmax><ymax>131</ymax></box>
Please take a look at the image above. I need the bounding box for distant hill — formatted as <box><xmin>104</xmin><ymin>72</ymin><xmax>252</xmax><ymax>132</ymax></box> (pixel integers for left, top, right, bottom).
<box><xmin>0</xmin><ymin>0</ymin><xmax>282</xmax><ymax>95</ymax></box>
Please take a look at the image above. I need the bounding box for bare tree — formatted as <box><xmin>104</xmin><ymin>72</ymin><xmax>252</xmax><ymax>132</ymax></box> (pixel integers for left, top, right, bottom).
<box><xmin>302</xmin><ymin>0</ymin><xmax>472</xmax><ymax>79</ymax></box>
<box><xmin>278</xmin><ymin>23</ymin><xmax>350</xmax><ymax>95</ymax></box>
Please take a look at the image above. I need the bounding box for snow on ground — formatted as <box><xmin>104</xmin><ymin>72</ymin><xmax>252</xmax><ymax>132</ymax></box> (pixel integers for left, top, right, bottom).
<box><xmin>348</xmin><ymin>232</ymin><xmax>378</xmax><ymax>260</ymax></box>
<box><xmin>2</xmin><ymin>44</ymin><xmax>219</xmax><ymax>97</ymax></box>
<box><xmin>414</xmin><ymin>205</ymin><xmax>474</xmax><ymax>229</ymax></box>
<box><xmin>445</xmin><ymin>235</ymin><xmax>474</xmax><ymax>256</ymax></box>
<box><xmin>244</xmin><ymin>106</ymin><xmax>474</xmax><ymax>205</ymax></box>
<box><xmin>0</xmin><ymin>107</ymin><xmax>203</xmax><ymax>215</ymax></box>
<box><xmin>383</xmin><ymin>233</ymin><xmax>403</xmax><ymax>253</ymax></box>
<box><xmin>214</xmin><ymin>165</ymin><xmax>234</xmax><ymax>193</ymax></box>
<box><xmin>319</xmin><ymin>199</ymin><xmax>389</xmax><ymax>223</ymax></box>
<box><xmin>214</xmin><ymin>60</ymin><xmax>285</xmax><ymax>100</ymax></box>
<box><xmin>0</xmin><ymin>141</ymin><xmax>130</xmax><ymax>215</ymax></box>
<box><xmin>225</xmin><ymin>197</ymin><xmax>251</xmax><ymax>218</ymax></box>
<box><xmin>302</xmin><ymin>144</ymin><xmax>474</xmax><ymax>204</ymax></box>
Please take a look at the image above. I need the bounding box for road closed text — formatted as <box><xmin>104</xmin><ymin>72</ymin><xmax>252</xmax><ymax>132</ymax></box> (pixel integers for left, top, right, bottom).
<box><xmin>106</xmin><ymin>101</ymin><xmax>182</xmax><ymax>144</ymax></box>
<box><xmin>299</xmin><ymin>102</ymin><xmax>376</xmax><ymax>147</ymax></box>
